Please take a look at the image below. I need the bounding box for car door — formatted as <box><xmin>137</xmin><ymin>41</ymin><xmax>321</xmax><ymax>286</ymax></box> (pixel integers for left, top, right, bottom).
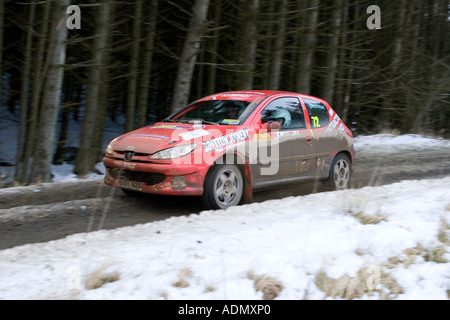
<box><xmin>251</xmin><ymin>96</ymin><xmax>317</xmax><ymax>189</ymax></box>
<box><xmin>301</xmin><ymin>97</ymin><xmax>333</xmax><ymax>179</ymax></box>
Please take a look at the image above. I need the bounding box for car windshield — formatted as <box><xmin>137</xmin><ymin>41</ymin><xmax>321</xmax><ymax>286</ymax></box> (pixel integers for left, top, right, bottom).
<box><xmin>170</xmin><ymin>100</ymin><xmax>254</xmax><ymax>125</ymax></box>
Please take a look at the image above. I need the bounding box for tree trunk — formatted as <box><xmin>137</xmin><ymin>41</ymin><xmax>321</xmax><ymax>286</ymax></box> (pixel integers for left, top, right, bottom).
<box><xmin>237</xmin><ymin>0</ymin><xmax>259</xmax><ymax>90</ymax></box>
<box><xmin>15</xmin><ymin>1</ymin><xmax>36</xmax><ymax>181</ymax></box>
<box><xmin>261</xmin><ymin>0</ymin><xmax>275</xmax><ymax>90</ymax></box>
<box><xmin>53</xmin><ymin>101</ymin><xmax>69</xmax><ymax>165</ymax></box>
<box><xmin>171</xmin><ymin>0</ymin><xmax>210</xmax><ymax>113</ymax></box>
<box><xmin>137</xmin><ymin>0</ymin><xmax>158</xmax><ymax>128</ymax></box>
<box><xmin>207</xmin><ymin>0</ymin><xmax>221</xmax><ymax>95</ymax></box>
<box><xmin>125</xmin><ymin>0</ymin><xmax>143</xmax><ymax>132</ymax></box>
<box><xmin>390</xmin><ymin>0</ymin><xmax>407</xmax><ymax>76</ymax></box>
<box><xmin>75</xmin><ymin>0</ymin><xmax>111</xmax><ymax>177</ymax></box>
<box><xmin>296</xmin><ymin>0</ymin><xmax>319</xmax><ymax>94</ymax></box>
<box><xmin>0</xmin><ymin>0</ymin><xmax>4</xmax><ymax>126</ymax></box>
<box><xmin>21</xmin><ymin>0</ymin><xmax>51</xmax><ymax>183</ymax></box>
<box><xmin>321</xmin><ymin>0</ymin><xmax>342</xmax><ymax>103</ymax></box>
<box><xmin>341</xmin><ymin>3</ymin><xmax>359</xmax><ymax>124</ymax></box>
<box><xmin>380</xmin><ymin>0</ymin><xmax>407</xmax><ymax>130</ymax></box>
<box><xmin>92</xmin><ymin>1</ymin><xmax>116</xmax><ymax>164</ymax></box>
<box><xmin>29</xmin><ymin>0</ymin><xmax>69</xmax><ymax>184</ymax></box>
<box><xmin>269</xmin><ymin>0</ymin><xmax>287</xmax><ymax>90</ymax></box>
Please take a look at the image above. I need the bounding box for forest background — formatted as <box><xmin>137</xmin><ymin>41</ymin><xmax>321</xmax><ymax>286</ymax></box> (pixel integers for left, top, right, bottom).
<box><xmin>0</xmin><ymin>0</ymin><xmax>448</xmax><ymax>185</ymax></box>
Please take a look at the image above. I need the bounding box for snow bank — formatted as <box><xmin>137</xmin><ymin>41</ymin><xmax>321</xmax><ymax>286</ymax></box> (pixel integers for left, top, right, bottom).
<box><xmin>0</xmin><ymin>177</ymin><xmax>449</xmax><ymax>300</ymax></box>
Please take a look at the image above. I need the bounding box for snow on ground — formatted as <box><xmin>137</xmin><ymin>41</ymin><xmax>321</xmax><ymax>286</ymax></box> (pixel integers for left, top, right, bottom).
<box><xmin>0</xmin><ymin>173</ymin><xmax>449</xmax><ymax>299</ymax></box>
<box><xmin>355</xmin><ymin>133</ymin><xmax>450</xmax><ymax>152</ymax></box>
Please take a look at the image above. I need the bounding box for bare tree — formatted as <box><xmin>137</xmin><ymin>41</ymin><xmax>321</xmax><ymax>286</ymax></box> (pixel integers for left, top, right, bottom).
<box><xmin>15</xmin><ymin>1</ymin><xmax>36</xmax><ymax>181</ymax></box>
<box><xmin>296</xmin><ymin>0</ymin><xmax>319</xmax><ymax>94</ymax></box>
<box><xmin>171</xmin><ymin>0</ymin><xmax>210</xmax><ymax>113</ymax></box>
<box><xmin>20</xmin><ymin>0</ymin><xmax>51</xmax><ymax>183</ymax></box>
<box><xmin>268</xmin><ymin>0</ymin><xmax>287</xmax><ymax>90</ymax></box>
<box><xmin>206</xmin><ymin>0</ymin><xmax>221</xmax><ymax>95</ymax></box>
<box><xmin>237</xmin><ymin>0</ymin><xmax>259</xmax><ymax>90</ymax></box>
<box><xmin>137</xmin><ymin>0</ymin><xmax>158</xmax><ymax>128</ymax></box>
<box><xmin>321</xmin><ymin>0</ymin><xmax>343</xmax><ymax>104</ymax></box>
<box><xmin>75</xmin><ymin>0</ymin><xmax>111</xmax><ymax>177</ymax></box>
<box><xmin>125</xmin><ymin>0</ymin><xmax>143</xmax><ymax>132</ymax></box>
<box><xmin>29</xmin><ymin>0</ymin><xmax>69</xmax><ymax>184</ymax></box>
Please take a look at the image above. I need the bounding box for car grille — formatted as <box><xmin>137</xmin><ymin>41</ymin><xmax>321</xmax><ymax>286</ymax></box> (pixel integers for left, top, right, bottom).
<box><xmin>114</xmin><ymin>151</ymin><xmax>152</xmax><ymax>163</ymax></box>
<box><xmin>109</xmin><ymin>168</ymin><xmax>165</xmax><ymax>185</ymax></box>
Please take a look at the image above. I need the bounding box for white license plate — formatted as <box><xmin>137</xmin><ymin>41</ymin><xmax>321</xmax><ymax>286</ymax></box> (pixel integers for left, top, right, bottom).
<box><xmin>118</xmin><ymin>179</ymin><xmax>142</xmax><ymax>191</ymax></box>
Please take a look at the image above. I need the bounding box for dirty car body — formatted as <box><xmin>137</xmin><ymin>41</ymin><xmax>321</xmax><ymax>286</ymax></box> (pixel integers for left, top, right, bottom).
<box><xmin>103</xmin><ymin>90</ymin><xmax>355</xmax><ymax>209</ymax></box>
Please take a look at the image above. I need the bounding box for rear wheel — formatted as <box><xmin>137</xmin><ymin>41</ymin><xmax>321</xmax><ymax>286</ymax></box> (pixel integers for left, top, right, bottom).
<box><xmin>202</xmin><ymin>164</ymin><xmax>244</xmax><ymax>210</ymax></box>
<box><xmin>328</xmin><ymin>153</ymin><xmax>351</xmax><ymax>190</ymax></box>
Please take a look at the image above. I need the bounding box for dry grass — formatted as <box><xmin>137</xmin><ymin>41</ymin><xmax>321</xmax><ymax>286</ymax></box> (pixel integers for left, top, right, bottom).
<box><xmin>348</xmin><ymin>209</ymin><xmax>388</xmax><ymax>225</ymax></box>
<box><xmin>384</xmin><ymin>243</ymin><xmax>449</xmax><ymax>269</ymax></box>
<box><xmin>314</xmin><ymin>266</ymin><xmax>403</xmax><ymax>300</ymax></box>
<box><xmin>404</xmin><ymin>244</ymin><xmax>448</xmax><ymax>264</ymax></box>
<box><xmin>85</xmin><ymin>266</ymin><xmax>120</xmax><ymax>290</ymax></box>
<box><xmin>248</xmin><ymin>270</ymin><xmax>283</xmax><ymax>300</ymax></box>
<box><xmin>401</xmin><ymin>245</ymin><xmax>424</xmax><ymax>268</ymax></box>
<box><xmin>423</xmin><ymin>245</ymin><xmax>448</xmax><ymax>263</ymax></box>
<box><xmin>204</xmin><ymin>285</ymin><xmax>216</xmax><ymax>293</ymax></box>
<box><xmin>342</xmin><ymin>196</ymin><xmax>388</xmax><ymax>225</ymax></box>
<box><xmin>172</xmin><ymin>267</ymin><xmax>192</xmax><ymax>288</ymax></box>
<box><xmin>438</xmin><ymin>217</ymin><xmax>450</xmax><ymax>245</ymax></box>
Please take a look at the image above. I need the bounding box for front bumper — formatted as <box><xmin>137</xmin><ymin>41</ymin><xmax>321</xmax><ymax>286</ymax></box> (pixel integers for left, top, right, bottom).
<box><xmin>103</xmin><ymin>157</ymin><xmax>208</xmax><ymax>196</ymax></box>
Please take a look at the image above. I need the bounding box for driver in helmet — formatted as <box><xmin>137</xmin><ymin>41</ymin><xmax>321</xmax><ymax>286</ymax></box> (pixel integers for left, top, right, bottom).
<box><xmin>268</xmin><ymin>109</ymin><xmax>291</xmax><ymax>128</ymax></box>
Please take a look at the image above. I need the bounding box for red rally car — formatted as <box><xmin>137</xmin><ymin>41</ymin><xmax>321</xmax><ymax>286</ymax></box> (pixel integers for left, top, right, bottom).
<box><xmin>103</xmin><ymin>90</ymin><xmax>355</xmax><ymax>209</ymax></box>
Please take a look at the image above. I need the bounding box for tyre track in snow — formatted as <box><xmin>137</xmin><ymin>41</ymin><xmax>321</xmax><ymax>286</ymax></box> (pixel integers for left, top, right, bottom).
<box><xmin>1</xmin><ymin>144</ymin><xmax>449</xmax><ymax>250</ymax></box>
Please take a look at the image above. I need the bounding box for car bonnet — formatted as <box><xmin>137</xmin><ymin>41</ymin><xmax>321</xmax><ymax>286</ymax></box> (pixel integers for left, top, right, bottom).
<box><xmin>111</xmin><ymin>123</ymin><xmax>248</xmax><ymax>156</ymax></box>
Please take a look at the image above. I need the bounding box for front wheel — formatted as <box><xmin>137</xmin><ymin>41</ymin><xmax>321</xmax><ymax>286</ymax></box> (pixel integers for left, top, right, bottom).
<box><xmin>202</xmin><ymin>164</ymin><xmax>244</xmax><ymax>210</ymax></box>
<box><xmin>328</xmin><ymin>153</ymin><xmax>351</xmax><ymax>190</ymax></box>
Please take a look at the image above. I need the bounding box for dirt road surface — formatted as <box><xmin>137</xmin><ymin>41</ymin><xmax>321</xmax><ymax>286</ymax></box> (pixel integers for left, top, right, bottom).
<box><xmin>1</xmin><ymin>141</ymin><xmax>449</xmax><ymax>250</ymax></box>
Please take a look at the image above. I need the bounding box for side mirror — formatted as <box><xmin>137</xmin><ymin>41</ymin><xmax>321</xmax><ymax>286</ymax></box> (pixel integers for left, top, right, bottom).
<box><xmin>261</xmin><ymin>121</ymin><xmax>281</xmax><ymax>132</ymax></box>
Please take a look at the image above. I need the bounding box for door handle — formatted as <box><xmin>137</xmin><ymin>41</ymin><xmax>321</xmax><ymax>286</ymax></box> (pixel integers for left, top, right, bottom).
<box><xmin>306</xmin><ymin>136</ymin><xmax>313</xmax><ymax>143</ymax></box>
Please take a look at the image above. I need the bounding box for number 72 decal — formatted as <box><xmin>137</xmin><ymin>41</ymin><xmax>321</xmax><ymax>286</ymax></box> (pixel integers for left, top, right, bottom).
<box><xmin>311</xmin><ymin>116</ymin><xmax>320</xmax><ymax>127</ymax></box>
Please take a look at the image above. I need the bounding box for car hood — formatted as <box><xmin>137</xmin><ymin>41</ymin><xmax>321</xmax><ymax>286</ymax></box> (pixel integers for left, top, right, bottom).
<box><xmin>111</xmin><ymin>122</ymin><xmax>243</xmax><ymax>155</ymax></box>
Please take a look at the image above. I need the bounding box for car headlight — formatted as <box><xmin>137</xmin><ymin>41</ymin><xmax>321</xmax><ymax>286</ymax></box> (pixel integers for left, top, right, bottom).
<box><xmin>149</xmin><ymin>143</ymin><xmax>197</xmax><ymax>159</ymax></box>
<box><xmin>106</xmin><ymin>138</ymin><xmax>118</xmax><ymax>156</ymax></box>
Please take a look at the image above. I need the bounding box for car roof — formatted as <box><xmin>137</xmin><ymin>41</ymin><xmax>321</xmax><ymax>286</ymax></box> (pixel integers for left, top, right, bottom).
<box><xmin>198</xmin><ymin>90</ymin><xmax>277</xmax><ymax>102</ymax></box>
<box><xmin>199</xmin><ymin>90</ymin><xmax>327</xmax><ymax>104</ymax></box>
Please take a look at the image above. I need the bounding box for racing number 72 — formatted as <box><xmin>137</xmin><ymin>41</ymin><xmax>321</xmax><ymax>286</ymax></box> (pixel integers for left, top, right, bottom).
<box><xmin>311</xmin><ymin>116</ymin><xmax>320</xmax><ymax>127</ymax></box>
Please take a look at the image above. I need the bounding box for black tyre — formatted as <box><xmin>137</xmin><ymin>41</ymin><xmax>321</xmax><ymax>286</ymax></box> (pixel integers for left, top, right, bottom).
<box><xmin>202</xmin><ymin>164</ymin><xmax>244</xmax><ymax>210</ymax></box>
<box><xmin>328</xmin><ymin>153</ymin><xmax>351</xmax><ymax>190</ymax></box>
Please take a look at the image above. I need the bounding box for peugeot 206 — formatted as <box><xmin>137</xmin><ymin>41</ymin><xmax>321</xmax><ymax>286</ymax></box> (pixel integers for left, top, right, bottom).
<box><xmin>103</xmin><ymin>90</ymin><xmax>355</xmax><ymax>209</ymax></box>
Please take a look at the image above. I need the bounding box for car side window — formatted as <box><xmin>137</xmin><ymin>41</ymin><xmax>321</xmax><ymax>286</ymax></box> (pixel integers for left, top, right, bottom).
<box><xmin>260</xmin><ymin>97</ymin><xmax>306</xmax><ymax>130</ymax></box>
<box><xmin>302</xmin><ymin>98</ymin><xmax>330</xmax><ymax>128</ymax></box>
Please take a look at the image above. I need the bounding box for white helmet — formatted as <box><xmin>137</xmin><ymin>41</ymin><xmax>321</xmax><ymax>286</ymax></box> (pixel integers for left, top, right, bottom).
<box><xmin>269</xmin><ymin>109</ymin><xmax>291</xmax><ymax>126</ymax></box>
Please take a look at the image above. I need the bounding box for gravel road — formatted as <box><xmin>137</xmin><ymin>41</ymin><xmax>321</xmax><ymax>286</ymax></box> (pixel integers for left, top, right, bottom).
<box><xmin>1</xmin><ymin>141</ymin><xmax>449</xmax><ymax>250</ymax></box>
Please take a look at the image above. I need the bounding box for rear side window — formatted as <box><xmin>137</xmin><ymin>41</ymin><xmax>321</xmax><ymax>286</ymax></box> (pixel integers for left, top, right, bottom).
<box><xmin>303</xmin><ymin>98</ymin><xmax>330</xmax><ymax>128</ymax></box>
